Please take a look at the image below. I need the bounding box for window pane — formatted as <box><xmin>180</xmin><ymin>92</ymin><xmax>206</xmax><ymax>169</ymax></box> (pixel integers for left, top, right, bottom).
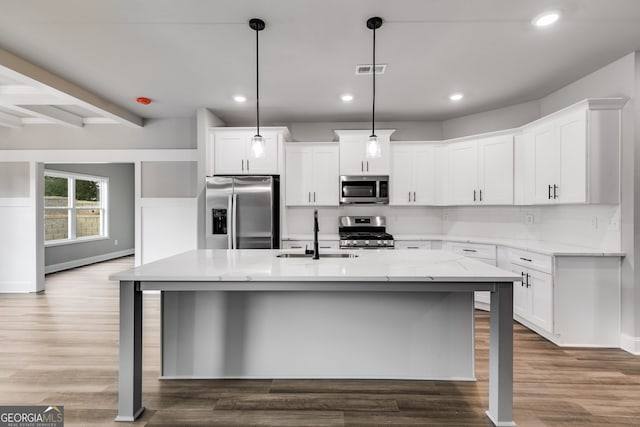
<box><xmin>75</xmin><ymin>179</ymin><xmax>101</xmax><ymax>208</ymax></box>
<box><xmin>76</xmin><ymin>209</ymin><xmax>102</xmax><ymax>238</ymax></box>
<box><xmin>45</xmin><ymin>209</ymin><xmax>68</xmax><ymax>241</ymax></box>
<box><xmin>44</xmin><ymin>176</ymin><xmax>68</xmax><ymax>207</ymax></box>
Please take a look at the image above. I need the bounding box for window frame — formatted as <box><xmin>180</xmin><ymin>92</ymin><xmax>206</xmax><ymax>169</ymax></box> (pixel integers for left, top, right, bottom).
<box><xmin>44</xmin><ymin>170</ymin><xmax>109</xmax><ymax>246</ymax></box>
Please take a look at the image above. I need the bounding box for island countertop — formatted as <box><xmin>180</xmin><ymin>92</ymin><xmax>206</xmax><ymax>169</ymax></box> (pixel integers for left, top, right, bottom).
<box><xmin>110</xmin><ymin>249</ymin><xmax>522</xmax><ymax>283</ymax></box>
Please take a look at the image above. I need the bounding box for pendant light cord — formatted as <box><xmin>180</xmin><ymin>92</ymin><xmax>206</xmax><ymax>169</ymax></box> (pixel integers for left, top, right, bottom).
<box><xmin>255</xmin><ymin>27</ymin><xmax>260</xmax><ymax>136</ymax></box>
<box><xmin>372</xmin><ymin>25</ymin><xmax>376</xmax><ymax>136</ymax></box>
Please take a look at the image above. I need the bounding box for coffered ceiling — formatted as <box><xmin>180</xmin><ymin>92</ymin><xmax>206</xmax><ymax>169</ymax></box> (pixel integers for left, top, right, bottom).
<box><xmin>1</xmin><ymin>0</ymin><xmax>640</xmax><ymax>128</ymax></box>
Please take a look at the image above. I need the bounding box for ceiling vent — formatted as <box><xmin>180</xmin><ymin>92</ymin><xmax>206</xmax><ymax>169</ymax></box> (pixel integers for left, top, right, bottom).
<box><xmin>355</xmin><ymin>64</ymin><xmax>387</xmax><ymax>75</ymax></box>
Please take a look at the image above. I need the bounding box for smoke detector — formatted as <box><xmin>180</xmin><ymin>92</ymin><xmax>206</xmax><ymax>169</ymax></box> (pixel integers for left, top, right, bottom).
<box><xmin>355</xmin><ymin>64</ymin><xmax>387</xmax><ymax>75</ymax></box>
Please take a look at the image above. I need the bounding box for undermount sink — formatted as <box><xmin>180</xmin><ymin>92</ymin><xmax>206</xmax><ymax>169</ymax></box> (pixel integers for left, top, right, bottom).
<box><xmin>277</xmin><ymin>253</ymin><xmax>359</xmax><ymax>259</ymax></box>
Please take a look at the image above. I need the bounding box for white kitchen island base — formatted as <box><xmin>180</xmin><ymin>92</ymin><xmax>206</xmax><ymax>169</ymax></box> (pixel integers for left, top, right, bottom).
<box><xmin>111</xmin><ymin>249</ymin><xmax>520</xmax><ymax>426</ymax></box>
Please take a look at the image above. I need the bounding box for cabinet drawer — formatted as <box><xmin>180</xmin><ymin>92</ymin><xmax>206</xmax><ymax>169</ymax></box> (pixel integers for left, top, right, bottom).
<box><xmin>394</xmin><ymin>240</ymin><xmax>432</xmax><ymax>250</ymax></box>
<box><xmin>282</xmin><ymin>240</ymin><xmax>339</xmax><ymax>250</ymax></box>
<box><xmin>510</xmin><ymin>248</ymin><xmax>552</xmax><ymax>274</ymax></box>
<box><xmin>442</xmin><ymin>241</ymin><xmax>496</xmax><ymax>260</ymax></box>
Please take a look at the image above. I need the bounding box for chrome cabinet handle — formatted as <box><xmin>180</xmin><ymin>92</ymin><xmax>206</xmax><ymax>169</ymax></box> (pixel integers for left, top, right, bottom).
<box><xmin>463</xmin><ymin>249</ymin><xmax>477</xmax><ymax>253</ymax></box>
<box><xmin>361</xmin><ymin>161</ymin><xmax>364</xmax><ymax>172</ymax></box>
<box><xmin>520</xmin><ymin>257</ymin><xmax>532</xmax><ymax>262</ymax></box>
<box><xmin>553</xmin><ymin>184</ymin><xmax>558</xmax><ymax>199</ymax></box>
<box><xmin>308</xmin><ymin>192</ymin><xmax>311</xmax><ymax>203</ymax></box>
<box><xmin>479</xmin><ymin>189</ymin><xmax>482</xmax><ymax>201</ymax></box>
<box><xmin>548</xmin><ymin>184</ymin><xmax>552</xmax><ymax>199</ymax></box>
<box><xmin>473</xmin><ymin>190</ymin><xmax>476</xmax><ymax>201</ymax></box>
<box><xmin>241</xmin><ymin>159</ymin><xmax>244</xmax><ymax>172</ymax></box>
<box><xmin>526</xmin><ymin>273</ymin><xmax>531</xmax><ymax>288</ymax></box>
<box><xmin>246</xmin><ymin>159</ymin><xmax>249</xmax><ymax>171</ymax></box>
<box><xmin>409</xmin><ymin>192</ymin><xmax>411</xmax><ymax>202</ymax></box>
<box><xmin>413</xmin><ymin>191</ymin><xmax>416</xmax><ymax>202</ymax></box>
<box><xmin>521</xmin><ymin>271</ymin><xmax>525</xmax><ymax>287</ymax></box>
<box><xmin>366</xmin><ymin>161</ymin><xmax>369</xmax><ymax>172</ymax></box>
<box><xmin>313</xmin><ymin>192</ymin><xmax>316</xmax><ymax>202</ymax></box>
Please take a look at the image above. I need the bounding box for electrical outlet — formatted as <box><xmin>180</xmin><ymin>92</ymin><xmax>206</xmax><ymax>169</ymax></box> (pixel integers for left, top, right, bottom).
<box><xmin>591</xmin><ymin>217</ymin><xmax>599</xmax><ymax>229</ymax></box>
<box><xmin>608</xmin><ymin>218</ymin><xmax>620</xmax><ymax>231</ymax></box>
<box><xmin>114</xmin><ymin>239</ymin><xmax>118</xmax><ymax>246</ymax></box>
<box><xmin>525</xmin><ymin>214</ymin><xmax>534</xmax><ymax>225</ymax></box>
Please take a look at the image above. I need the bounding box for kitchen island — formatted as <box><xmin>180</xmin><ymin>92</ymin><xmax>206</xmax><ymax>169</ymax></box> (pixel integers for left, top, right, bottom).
<box><xmin>110</xmin><ymin>249</ymin><xmax>521</xmax><ymax>426</ymax></box>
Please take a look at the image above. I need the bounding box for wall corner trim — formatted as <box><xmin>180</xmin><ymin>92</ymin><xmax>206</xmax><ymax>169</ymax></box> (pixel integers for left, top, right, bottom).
<box><xmin>620</xmin><ymin>333</ymin><xmax>640</xmax><ymax>355</ymax></box>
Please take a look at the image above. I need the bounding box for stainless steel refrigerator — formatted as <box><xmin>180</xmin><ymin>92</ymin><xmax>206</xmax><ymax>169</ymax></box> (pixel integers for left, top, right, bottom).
<box><xmin>205</xmin><ymin>176</ymin><xmax>280</xmax><ymax>249</ymax></box>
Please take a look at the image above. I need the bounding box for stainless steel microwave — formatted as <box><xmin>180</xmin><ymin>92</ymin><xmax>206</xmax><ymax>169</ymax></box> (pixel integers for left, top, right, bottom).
<box><xmin>340</xmin><ymin>175</ymin><xmax>389</xmax><ymax>204</ymax></box>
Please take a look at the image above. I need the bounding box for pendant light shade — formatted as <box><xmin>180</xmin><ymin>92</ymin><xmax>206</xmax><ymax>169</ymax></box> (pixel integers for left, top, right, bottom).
<box><xmin>366</xmin><ymin>16</ymin><xmax>383</xmax><ymax>159</ymax></box>
<box><xmin>249</xmin><ymin>18</ymin><xmax>266</xmax><ymax>158</ymax></box>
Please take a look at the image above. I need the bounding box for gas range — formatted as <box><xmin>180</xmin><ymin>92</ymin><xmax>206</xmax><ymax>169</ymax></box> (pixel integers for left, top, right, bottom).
<box><xmin>339</xmin><ymin>216</ymin><xmax>394</xmax><ymax>249</ymax></box>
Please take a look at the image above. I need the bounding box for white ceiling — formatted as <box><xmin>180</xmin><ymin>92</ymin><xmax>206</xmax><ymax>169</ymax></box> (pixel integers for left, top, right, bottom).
<box><xmin>1</xmin><ymin>0</ymin><xmax>640</xmax><ymax>126</ymax></box>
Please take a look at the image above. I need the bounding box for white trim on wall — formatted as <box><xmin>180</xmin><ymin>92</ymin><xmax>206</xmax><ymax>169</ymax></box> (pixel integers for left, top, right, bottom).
<box><xmin>45</xmin><ymin>248</ymin><xmax>134</xmax><ymax>274</ymax></box>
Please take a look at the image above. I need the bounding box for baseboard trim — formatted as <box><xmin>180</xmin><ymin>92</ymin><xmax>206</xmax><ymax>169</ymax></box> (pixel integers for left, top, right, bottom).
<box><xmin>45</xmin><ymin>249</ymin><xmax>134</xmax><ymax>274</ymax></box>
<box><xmin>620</xmin><ymin>333</ymin><xmax>640</xmax><ymax>355</ymax></box>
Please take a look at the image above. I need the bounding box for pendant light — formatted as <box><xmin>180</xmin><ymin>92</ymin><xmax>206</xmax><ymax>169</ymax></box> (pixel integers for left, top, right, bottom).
<box><xmin>366</xmin><ymin>16</ymin><xmax>383</xmax><ymax>159</ymax></box>
<box><xmin>249</xmin><ymin>18</ymin><xmax>266</xmax><ymax>158</ymax></box>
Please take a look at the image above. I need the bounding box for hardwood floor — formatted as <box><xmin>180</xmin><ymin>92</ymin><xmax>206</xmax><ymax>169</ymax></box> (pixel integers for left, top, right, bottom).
<box><xmin>0</xmin><ymin>256</ymin><xmax>638</xmax><ymax>426</ymax></box>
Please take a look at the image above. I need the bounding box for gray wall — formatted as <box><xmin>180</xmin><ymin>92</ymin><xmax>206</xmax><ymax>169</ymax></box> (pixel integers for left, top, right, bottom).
<box><xmin>286</xmin><ymin>120</ymin><xmax>443</xmax><ymax>141</ymax></box>
<box><xmin>44</xmin><ymin>163</ymin><xmax>134</xmax><ymax>267</ymax></box>
<box><xmin>441</xmin><ymin>100</ymin><xmax>541</xmax><ymax>139</ymax></box>
<box><xmin>0</xmin><ymin>117</ymin><xmax>195</xmax><ymax>150</ymax></box>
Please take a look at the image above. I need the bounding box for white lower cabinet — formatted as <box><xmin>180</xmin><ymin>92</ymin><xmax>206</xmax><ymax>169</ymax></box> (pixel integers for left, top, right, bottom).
<box><xmin>441</xmin><ymin>241</ymin><xmax>496</xmax><ymax>307</ymax></box>
<box><xmin>510</xmin><ymin>263</ymin><xmax>553</xmax><ymax>333</ymax></box>
<box><xmin>394</xmin><ymin>240</ymin><xmax>432</xmax><ymax>249</ymax></box>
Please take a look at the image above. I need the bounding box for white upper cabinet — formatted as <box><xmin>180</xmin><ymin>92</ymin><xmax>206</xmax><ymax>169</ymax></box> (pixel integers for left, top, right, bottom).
<box><xmin>335</xmin><ymin>130</ymin><xmax>394</xmax><ymax>176</ymax></box>
<box><xmin>207</xmin><ymin>127</ymin><xmax>289</xmax><ymax>176</ymax></box>
<box><xmin>390</xmin><ymin>143</ymin><xmax>436</xmax><ymax>205</ymax></box>
<box><xmin>434</xmin><ymin>144</ymin><xmax>450</xmax><ymax>205</ymax></box>
<box><xmin>518</xmin><ymin>99</ymin><xmax>625</xmax><ymax>205</ymax></box>
<box><xmin>449</xmin><ymin>135</ymin><xmax>514</xmax><ymax>205</ymax></box>
<box><xmin>285</xmin><ymin>143</ymin><xmax>339</xmax><ymax>206</ymax></box>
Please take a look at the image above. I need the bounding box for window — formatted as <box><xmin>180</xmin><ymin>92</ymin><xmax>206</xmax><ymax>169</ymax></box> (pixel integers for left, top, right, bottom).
<box><xmin>44</xmin><ymin>170</ymin><xmax>108</xmax><ymax>244</ymax></box>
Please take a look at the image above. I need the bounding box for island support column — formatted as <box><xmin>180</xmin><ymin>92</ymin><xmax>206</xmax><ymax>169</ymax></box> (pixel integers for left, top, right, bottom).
<box><xmin>486</xmin><ymin>282</ymin><xmax>516</xmax><ymax>427</ymax></box>
<box><xmin>116</xmin><ymin>281</ymin><xmax>145</xmax><ymax>421</ymax></box>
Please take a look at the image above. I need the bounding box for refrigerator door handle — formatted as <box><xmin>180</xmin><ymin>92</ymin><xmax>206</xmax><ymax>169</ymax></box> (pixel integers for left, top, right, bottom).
<box><xmin>227</xmin><ymin>194</ymin><xmax>233</xmax><ymax>249</ymax></box>
<box><xmin>231</xmin><ymin>193</ymin><xmax>238</xmax><ymax>249</ymax></box>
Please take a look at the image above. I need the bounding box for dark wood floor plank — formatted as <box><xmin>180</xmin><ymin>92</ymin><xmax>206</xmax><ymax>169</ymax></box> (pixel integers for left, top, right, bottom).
<box><xmin>214</xmin><ymin>392</ymin><xmax>399</xmax><ymax>412</ymax></box>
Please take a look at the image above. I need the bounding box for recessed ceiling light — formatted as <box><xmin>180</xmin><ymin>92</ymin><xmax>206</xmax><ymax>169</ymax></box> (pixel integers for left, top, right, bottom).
<box><xmin>341</xmin><ymin>94</ymin><xmax>354</xmax><ymax>102</ymax></box>
<box><xmin>449</xmin><ymin>93</ymin><xmax>464</xmax><ymax>101</ymax></box>
<box><xmin>532</xmin><ymin>10</ymin><xmax>561</xmax><ymax>27</ymax></box>
<box><xmin>233</xmin><ymin>95</ymin><xmax>247</xmax><ymax>103</ymax></box>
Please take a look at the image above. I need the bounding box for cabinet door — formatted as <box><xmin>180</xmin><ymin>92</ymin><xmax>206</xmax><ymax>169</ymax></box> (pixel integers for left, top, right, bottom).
<box><xmin>366</xmin><ymin>139</ymin><xmax>391</xmax><ymax>175</ymax></box>
<box><xmin>514</xmin><ymin>132</ymin><xmax>535</xmax><ymax>205</ymax></box>
<box><xmin>285</xmin><ymin>146</ymin><xmax>314</xmax><ymax>206</ymax></box>
<box><xmin>214</xmin><ymin>133</ymin><xmax>247</xmax><ymax>174</ymax></box>
<box><xmin>449</xmin><ymin>141</ymin><xmax>478</xmax><ymax>205</ymax></box>
<box><xmin>529</xmin><ymin>268</ymin><xmax>553</xmax><ymax>333</ymax></box>
<box><xmin>339</xmin><ymin>141</ymin><xmax>365</xmax><ymax>175</ymax></box>
<box><xmin>313</xmin><ymin>146</ymin><xmax>340</xmax><ymax>206</ymax></box>
<box><xmin>513</xmin><ymin>270</ymin><xmax>529</xmax><ymax>318</ymax></box>
<box><xmin>413</xmin><ymin>145</ymin><xmax>436</xmax><ymax>205</ymax></box>
<box><xmin>390</xmin><ymin>145</ymin><xmax>413</xmax><ymax>205</ymax></box>
<box><xmin>558</xmin><ymin>111</ymin><xmax>587</xmax><ymax>203</ymax></box>
<box><xmin>246</xmin><ymin>132</ymin><xmax>279</xmax><ymax>174</ymax></box>
<box><xmin>532</xmin><ymin>124</ymin><xmax>560</xmax><ymax>204</ymax></box>
<box><xmin>478</xmin><ymin>135</ymin><xmax>513</xmax><ymax>205</ymax></box>
<box><xmin>435</xmin><ymin>145</ymin><xmax>450</xmax><ymax>205</ymax></box>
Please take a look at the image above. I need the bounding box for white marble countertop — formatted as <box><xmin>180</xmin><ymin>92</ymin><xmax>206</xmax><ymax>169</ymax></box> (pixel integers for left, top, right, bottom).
<box><xmin>110</xmin><ymin>249</ymin><xmax>522</xmax><ymax>283</ymax></box>
<box><xmin>283</xmin><ymin>234</ymin><xmax>624</xmax><ymax>257</ymax></box>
